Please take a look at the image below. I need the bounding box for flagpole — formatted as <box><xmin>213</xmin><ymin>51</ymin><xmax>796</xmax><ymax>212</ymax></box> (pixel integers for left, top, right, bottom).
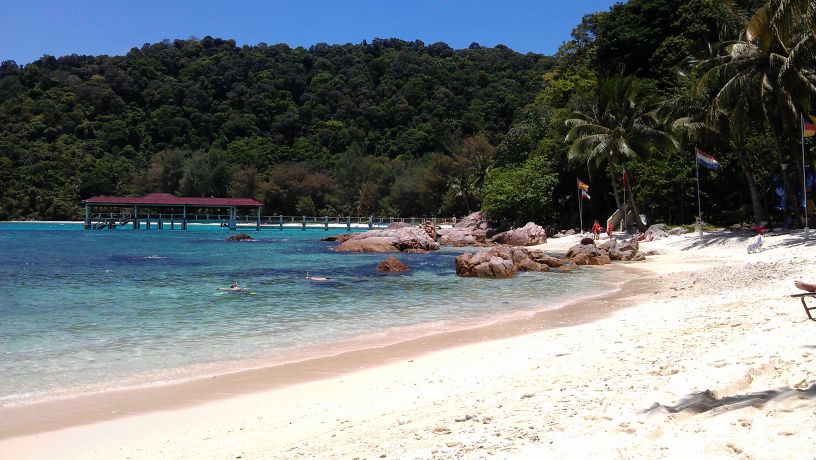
<box><xmin>802</xmin><ymin>115</ymin><xmax>809</xmax><ymax>239</ymax></box>
<box><xmin>695</xmin><ymin>147</ymin><xmax>703</xmax><ymax>238</ymax></box>
<box><xmin>578</xmin><ymin>187</ymin><xmax>583</xmax><ymax>233</ymax></box>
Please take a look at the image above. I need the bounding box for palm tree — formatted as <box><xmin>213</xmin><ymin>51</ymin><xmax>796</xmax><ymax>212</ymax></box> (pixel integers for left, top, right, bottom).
<box><xmin>667</xmin><ymin>72</ymin><xmax>769</xmax><ymax>224</ymax></box>
<box><xmin>697</xmin><ymin>0</ymin><xmax>816</xmax><ymax>223</ymax></box>
<box><xmin>566</xmin><ymin>76</ymin><xmax>677</xmax><ymax>232</ymax></box>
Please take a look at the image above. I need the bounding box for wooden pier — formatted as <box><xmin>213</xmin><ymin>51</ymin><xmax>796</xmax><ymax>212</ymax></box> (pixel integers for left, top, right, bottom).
<box><xmin>83</xmin><ymin>193</ymin><xmax>457</xmax><ymax>231</ymax></box>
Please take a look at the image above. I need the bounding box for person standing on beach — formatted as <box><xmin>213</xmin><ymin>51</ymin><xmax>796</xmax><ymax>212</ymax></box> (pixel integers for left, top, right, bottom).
<box><xmin>592</xmin><ymin>220</ymin><xmax>601</xmax><ymax>240</ymax></box>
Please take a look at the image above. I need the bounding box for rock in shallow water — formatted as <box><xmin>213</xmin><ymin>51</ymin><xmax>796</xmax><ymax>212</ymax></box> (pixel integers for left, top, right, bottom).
<box><xmin>377</xmin><ymin>256</ymin><xmax>410</xmax><ymax>272</ymax></box>
<box><xmin>334</xmin><ymin>227</ymin><xmax>439</xmax><ymax>253</ymax></box>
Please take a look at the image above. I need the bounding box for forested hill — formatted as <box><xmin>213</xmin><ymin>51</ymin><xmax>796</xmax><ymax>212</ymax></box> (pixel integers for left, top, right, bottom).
<box><xmin>0</xmin><ymin>38</ymin><xmax>554</xmax><ymax>219</ymax></box>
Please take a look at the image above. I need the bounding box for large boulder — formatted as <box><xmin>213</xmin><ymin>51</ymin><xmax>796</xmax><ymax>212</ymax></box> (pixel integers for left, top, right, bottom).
<box><xmin>490</xmin><ymin>222</ymin><xmax>546</xmax><ymax>246</ymax></box>
<box><xmin>643</xmin><ymin>224</ymin><xmax>668</xmax><ymax>242</ymax></box>
<box><xmin>565</xmin><ymin>242</ymin><xmax>612</xmax><ymax>266</ymax></box>
<box><xmin>454</xmin><ymin>211</ymin><xmax>488</xmax><ymax>230</ymax></box>
<box><xmin>377</xmin><ymin>256</ymin><xmax>410</xmax><ymax>272</ymax></box>
<box><xmin>334</xmin><ymin>227</ymin><xmax>440</xmax><ymax>253</ymax></box>
<box><xmin>420</xmin><ymin>221</ymin><xmax>438</xmax><ymax>241</ymax></box>
<box><xmin>227</xmin><ymin>233</ymin><xmax>254</xmax><ymax>241</ymax></box>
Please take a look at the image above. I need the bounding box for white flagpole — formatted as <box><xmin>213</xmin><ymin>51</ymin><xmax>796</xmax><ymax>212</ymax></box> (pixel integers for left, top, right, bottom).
<box><xmin>695</xmin><ymin>147</ymin><xmax>703</xmax><ymax>238</ymax></box>
<box><xmin>802</xmin><ymin>115</ymin><xmax>809</xmax><ymax>239</ymax></box>
<box><xmin>578</xmin><ymin>187</ymin><xmax>583</xmax><ymax>233</ymax></box>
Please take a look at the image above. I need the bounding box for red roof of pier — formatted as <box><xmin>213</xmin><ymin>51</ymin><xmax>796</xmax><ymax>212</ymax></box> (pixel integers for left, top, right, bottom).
<box><xmin>83</xmin><ymin>193</ymin><xmax>262</xmax><ymax>207</ymax></box>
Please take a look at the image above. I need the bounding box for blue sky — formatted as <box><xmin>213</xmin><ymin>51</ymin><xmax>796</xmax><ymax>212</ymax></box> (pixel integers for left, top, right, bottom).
<box><xmin>1</xmin><ymin>0</ymin><xmax>619</xmax><ymax>64</ymax></box>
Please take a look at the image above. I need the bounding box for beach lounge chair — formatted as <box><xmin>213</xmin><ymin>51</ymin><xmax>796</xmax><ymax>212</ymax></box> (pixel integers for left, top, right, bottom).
<box><xmin>791</xmin><ymin>281</ymin><xmax>816</xmax><ymax>321</ymax></box>
<box><xmin>747</xmin><ymin>234</ymin><xmax>763</xmax><ymax>253</ymax></box>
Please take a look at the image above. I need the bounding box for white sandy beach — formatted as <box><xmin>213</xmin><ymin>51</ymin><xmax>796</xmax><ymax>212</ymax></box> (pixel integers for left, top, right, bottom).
<box><xmin>2</xmin><ymin>230</ymin><xmax>815</xmax><ymax>459</ymax></box>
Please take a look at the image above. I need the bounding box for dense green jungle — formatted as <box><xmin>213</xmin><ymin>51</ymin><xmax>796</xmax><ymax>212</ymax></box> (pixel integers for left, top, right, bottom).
<box><xmin>1</xmin><ymin>0</ymin><xmax>813</xmax><ymax>230</ymax></box>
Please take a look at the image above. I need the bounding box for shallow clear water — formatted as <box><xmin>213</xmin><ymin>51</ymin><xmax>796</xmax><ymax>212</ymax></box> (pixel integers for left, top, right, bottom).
<box><xmin>0</xmin><ymin>222</ymin><xmax>620</xmax><ymax>406</ymax></box>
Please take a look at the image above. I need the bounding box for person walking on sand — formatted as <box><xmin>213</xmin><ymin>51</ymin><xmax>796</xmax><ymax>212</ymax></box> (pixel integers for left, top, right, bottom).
<box><xmin>592</xmin><ymin>220</ymin><xmax>601</xmax><ymax>240</ymax></box>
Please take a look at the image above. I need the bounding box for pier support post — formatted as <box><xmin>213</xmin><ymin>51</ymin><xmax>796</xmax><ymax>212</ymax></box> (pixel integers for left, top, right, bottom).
<box><xmin>146</xmin><ymin>214</ymin><xmax>151</xmax><ymax>230</ymax></box>
<box><xmin>171</xmin><ymin>215</ymin><xmax>174</xmax><ymax>230</ymax></box>
<box><xmin>158</xmin><ymin>213</ymin><xmax>163</xmax><ymax>230</ymax></box>
<box><xmin>368</xmin><ymin>216</ymin><xmax>373</xmax><ymax>229</ymax></box>
<box><xmin>324</xmin><ymin>216</ymin><xmax>328</xmax><ymax>231</ymax></box>
<box><xmin>133</xmin><ymin>205</ymin><xmax>139</xmax><ymax>229</ymax></box>
<box><xmin>84</xmin><ymin>204</ymin><xmax>90</xmax><ymax>229</ymax></box>
<box><xmin>229</xmin><ymin>207</ymin><xmax>237</xmax><ymax>230</ymax></box>
<box><xmin>256</xmin><ymin>207</ymin><xmax>261</xmax><ymax>231</ymax></box>
<box><xmin>279</xmin><ymin>215</ymin><xmax>283</xmax><ymax>230</ymax></box>
<box><xmin>182</xmin><ymin>206</ymin><xmax>187</xmax><ymax>230</ymax></box>
<box><xmin>347</xmin><ymin>216</ymin><xmax>351</xmax><ymax>231</ymax></box>
<box><xmin>302</xmin><ymin>215</ymin><xmax>306</xmax><ymax>230</ymax></box>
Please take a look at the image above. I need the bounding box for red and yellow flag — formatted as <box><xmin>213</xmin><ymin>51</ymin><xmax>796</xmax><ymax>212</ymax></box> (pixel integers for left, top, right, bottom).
<box><xmin>577</xmin><ymin>179</ymin><xmax>589</xmax><ymax>192</ymax></box>
<box><xmin>804</xmin><ymin>114</ymin><xmax>816</xmax><ymax>137</ymax></box>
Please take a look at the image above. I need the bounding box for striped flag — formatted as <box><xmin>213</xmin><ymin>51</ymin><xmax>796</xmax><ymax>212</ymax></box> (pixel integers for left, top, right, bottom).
<box><xmin>803</xmin><ymin>114</ymin><xmax>816</xmax><ymax>137</ymax></box>
<box><xmin>577</xmin><ymin>179</ymin><xmax>589</xmax><ymax>192</ymax></box>
<box><xmin>695</xmin><ymin>147</ymin><xmax>720</xmax><ymax>170</ymax></box>
<box><xmin>580</xmin><ymin>189</ymin><xmax>591</xmax><ymax>200</ymax></box>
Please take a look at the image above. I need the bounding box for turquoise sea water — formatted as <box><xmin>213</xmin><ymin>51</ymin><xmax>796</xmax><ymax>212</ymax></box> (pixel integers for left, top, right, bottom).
<box><xmin>0</xmin><ymin>222</ymin><xmax>621</xmax><ymax>406</ymax></box>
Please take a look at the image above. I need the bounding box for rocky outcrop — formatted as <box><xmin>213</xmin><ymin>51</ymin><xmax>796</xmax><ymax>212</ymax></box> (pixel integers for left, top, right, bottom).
<box><xmin>490</xmin><ymin>222</ymin><xmax>546</xmax><ymax>246</ymax></box>
<box><xmin>377</xmin><ymin>256</ymin><xmax>410</xmax><ymax>272</ymax></box>
<box><xmin>567</xmin><ymin>237</ymin><xmax>644</xmax><ymax>264</ymax></box>
<box><xmin>439</xmin><ymin>212</ymin><xmax>491</xmax><ymax>247</ymax></box>
<box><xmin>667</xmin><ymin>226</ymin><xmax>687</xmax><ymax>236</ymax></box>
<box><xmin>227</xmin><ymin>233</ymin><xmax>253</xmax><ymax>241</ymax></box>
<box><xmin>455</xmin><ymin>246</ymin><xmax>555</xmax><ymax>278</ymax></box>
<box><xmin>334</xmin><ymin>227</ymin><xmax>440</xmax><ymax>253</ymax></box>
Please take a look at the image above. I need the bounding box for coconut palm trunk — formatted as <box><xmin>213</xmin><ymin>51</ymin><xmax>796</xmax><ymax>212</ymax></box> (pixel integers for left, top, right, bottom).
<box><xmin>607</xmin><ymin>162</ymin><xmax>626</xmax><ymax>232</ymax></box>
<box><xmin>734</xmin><ymin>147</ymin><xmax>768</xmax><ymax>223</ymax></box>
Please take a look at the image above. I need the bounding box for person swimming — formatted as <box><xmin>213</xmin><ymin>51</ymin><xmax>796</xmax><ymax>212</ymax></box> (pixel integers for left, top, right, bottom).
<box><xmin>305</xmin><ymin>272</ymin><xmax>329</xmax><ymax>281</ymax></box>
<box><xmin>230</xmin><ymin>280</ymin><xmax>239</xmax><ymax>289</ymax></box>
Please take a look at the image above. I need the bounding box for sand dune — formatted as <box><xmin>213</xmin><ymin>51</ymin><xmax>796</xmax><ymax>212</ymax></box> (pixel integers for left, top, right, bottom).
<box><xmin>2</xmin><ymin>230</ymin><xmax>815</xmax><ymax>459</ymax></box>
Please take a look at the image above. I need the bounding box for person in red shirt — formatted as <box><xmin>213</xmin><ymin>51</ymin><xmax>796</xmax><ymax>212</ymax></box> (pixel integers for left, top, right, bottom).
<box><xmin>592</xmin><ymin>220</ymin><xmax>601</xmax><ymax>240</ymax></box>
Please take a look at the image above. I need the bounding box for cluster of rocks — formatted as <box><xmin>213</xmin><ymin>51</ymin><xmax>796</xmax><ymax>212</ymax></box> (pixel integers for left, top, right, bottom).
<box><xmin>437</xmin><ymin>212</ymin><xmax>545</xmax><ymax>247</ymax></box>
<box><xmin>455</xmin><ymin>246</ymin><xmax>564</xmax><ymax>278</ymax></box>
<box><xmin>455</xmin><ymin>236</ymin><xmax>646</xmax><ymax>278</ymax></box>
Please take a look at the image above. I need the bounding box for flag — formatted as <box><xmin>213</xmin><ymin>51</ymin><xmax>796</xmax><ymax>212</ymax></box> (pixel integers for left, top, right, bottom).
<box><xmin>695</xmin><ymin>147</ymin><xmax>720</xmax><ymax>170</ymax></box>
<box><xmin>577</xmin><ymin>179</ymin><xmax>589</xmax><ymax>192</ymax></box>
<box><xmin>580</xmin><ymin>190</ymin><xmax>591</xmax><ymax>200</ymax></box>
<box><xmin>804</xmin><ymin>114</ymin><xmax>816</xmax><ymax>137</ymax></box>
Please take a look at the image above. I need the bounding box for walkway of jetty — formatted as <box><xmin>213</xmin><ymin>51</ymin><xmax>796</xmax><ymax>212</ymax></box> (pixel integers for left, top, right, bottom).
<box><xmin>83</xmin><ymin>193</ymin><xmax>457</xmax><ymax>231</ymax></box>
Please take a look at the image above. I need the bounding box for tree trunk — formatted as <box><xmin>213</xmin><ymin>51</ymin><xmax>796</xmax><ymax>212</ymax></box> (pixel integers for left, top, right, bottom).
<box><xmin>625</xmin><ymin>180</ymin><xmax>647</xmax><ymax>232</ymax></box>
<box><xmin>734</xmin><ymin>147</ymin><xmax>767</xmax><ymax>224</ymax></box>
<box><xmin>607</xmin><ymin>161</ymin><xmax>625</xmax><ymax>232</ymax></box>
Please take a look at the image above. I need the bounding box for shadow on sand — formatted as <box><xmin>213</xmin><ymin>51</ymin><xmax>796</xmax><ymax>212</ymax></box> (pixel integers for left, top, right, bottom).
<box><xmin>645</xmin><ymin>383</ymin><xmax>816</xmax><ymax>415</ymax></box>
<box><xmin>677</xmin><ymin>230</ymin><xmax>816</xmax><ymax>251</ymax></box>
